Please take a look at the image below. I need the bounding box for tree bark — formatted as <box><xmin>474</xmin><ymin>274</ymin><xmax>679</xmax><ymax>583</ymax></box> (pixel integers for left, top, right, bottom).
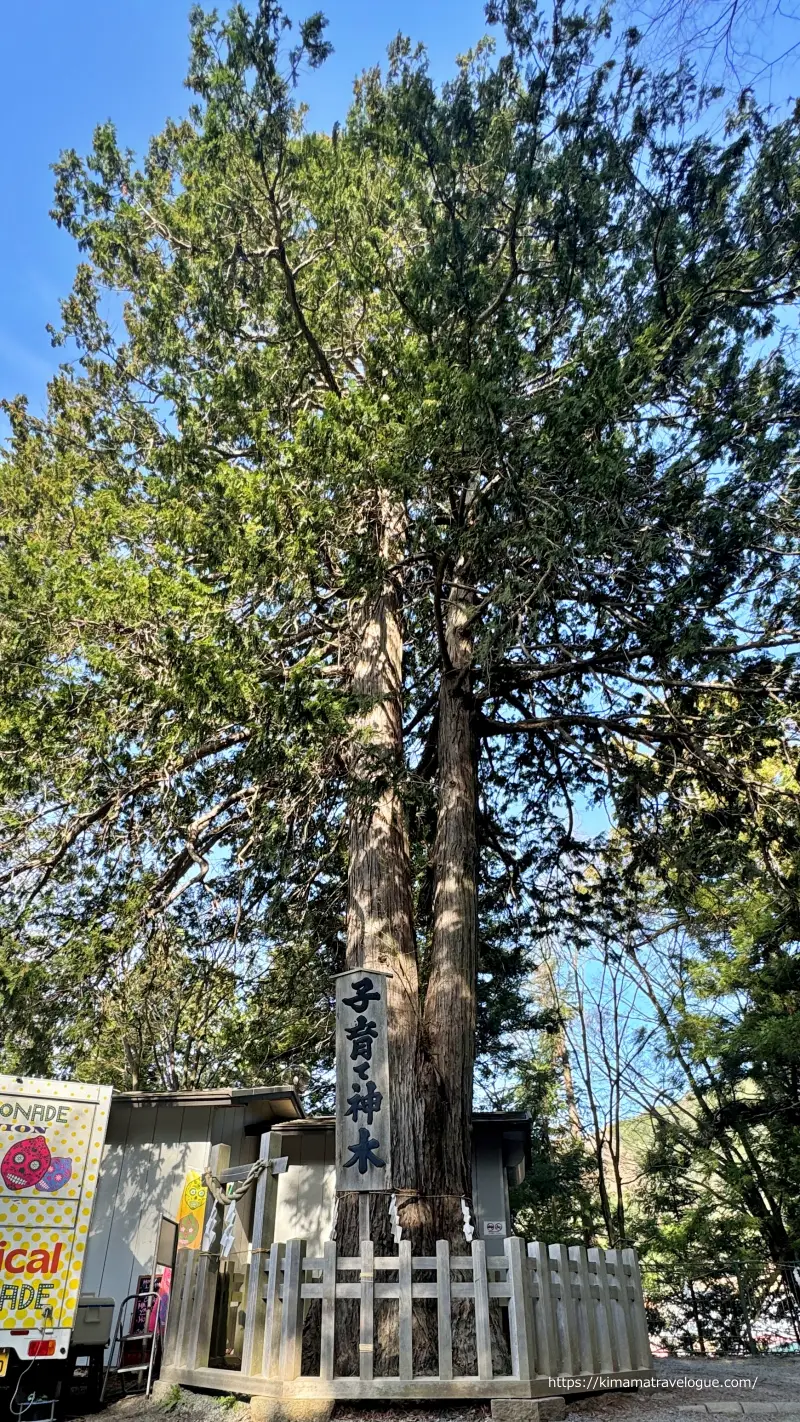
<box><xmin>324</xmin><ymin>495</ymin><xmax>425</xmax><ymax>1373</ymax></box>
<box><xmin>322</xmin><ymin>533</ymin><xmax>493</xmax><ymax>1375</ymax></box>
<box><xmin>345</xmin><ymin>494</ymin><xmax>421</xmax><ymax>1195</ymax></box>
<box><xmin>560</xmin><ymin>1035</ymin><xmax>584</xmax><ymax>1143</ymax></box>
<box><xmin>327</xmin><ymin>561</ymin><xmax>489</xmax><ymax>1374</ymax></box>
<box><xmin>417</xmin><ymin>585</ymin><xmax>509</xmax><ymax>1376</ymax></box>
<box><xmin>421</xmin><ymin>587</ymin><xmax>478</xmax><ymax>1210</ymax></box>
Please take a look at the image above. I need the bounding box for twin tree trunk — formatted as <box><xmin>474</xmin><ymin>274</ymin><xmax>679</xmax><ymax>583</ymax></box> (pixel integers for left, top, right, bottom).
<box><xmin>330</xmin><ymin>504</ymin><xmax>483</xmax><ymax>1372</ymax></box>
<box><xmin>344</xmin><ymin>508</ymin><xmax>477</xmax><ymax>1247</ymax></box>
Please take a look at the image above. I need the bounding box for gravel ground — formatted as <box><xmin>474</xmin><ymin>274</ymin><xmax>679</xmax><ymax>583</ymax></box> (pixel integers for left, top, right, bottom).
<box><xmin>568</xmin><ymin>1355</ymin><xmax>800</xmax><ymax>1422</ymax></box>
<box><xmin>62</xmin><ymin>1356</ymin><xmax>800</xmax><ymax>1422</ymax></box>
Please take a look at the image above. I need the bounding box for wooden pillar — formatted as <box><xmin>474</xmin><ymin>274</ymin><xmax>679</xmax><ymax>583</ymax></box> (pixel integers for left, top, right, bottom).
<box><xmin>359</xmin><ymin>1238</ymin><xmax>374</xmax><ymax>1380</ymax></box>
<box><xmin>320</xmin><ymin>1240</ymin><xmax>337</xmax><ymax>1381</ymax></box>
<box><xmin>505</xmin><ymin>1234</ymin><xmax>534</xmax><ymax>1381</ymax></box>
<box><xmin>278</xmin><ymin>1237</ymin><xmax>306</xmax><ymax>1381</ymax></box>
<box><xmin>188</xmin><ymin>1142</ymin><xmax>230</xmax><ymax>1370</ymax></box>
<box><xmin>262</xmin><ymin>1241</ymin><xmax>285</xmax><ymax>1379</ymax></box>
<box><xmin>436</xmin><ymin>1240</ymin><xmax>453</xmax><ymax>1381</ymax></box>
<box><xmin>529</xmin><ymin>1241</ymin><xmax>557</xmax><ymax>1378</ymax></box>
<box><xmin>588</xmin><ymin>1246</ymin><xmax>617</xmax><ymax>1372</ymax></box>
<box><xmin>161</xmin><ymin>1246</ymin><xmax>191</xmax><ymax>1368</ymax></box>
<box><xmin>358</xmin><ymin>1193</ymin><xmax>370</xmax><ymax>1241</ymax></box>
<box><xmin>398</xmin><ymin>1240</ymin><xmax>413</xmax><ymax>1381</ymax></box>
<box><xmin>605</xmin><ymin>1251</ymin><xmax>633</xmax><ymax>1371</ymax></box>
<box><xmin>241</xmin><ymin>1130</ymin><xmax>284</xmax><ymax>1378</ymax></box>
<box><xmin>570</xmin><ymin>1245</ymin><xmax>599</xmax><ymax>1374</ymax></box>
<box><xmin>623</xmin><ymin>1247</ymin><xmax>652</xmax><ymax>1369</ymax></box>
<box><xmin>550</xmin><ymin>1243</ymin><xmax>578</xmax><ymax>1377</ymax></box>
<box><xmin>472</xmin><ymin>1239</ymin><xmax>492</xmax><ymax>1381</ymax></box>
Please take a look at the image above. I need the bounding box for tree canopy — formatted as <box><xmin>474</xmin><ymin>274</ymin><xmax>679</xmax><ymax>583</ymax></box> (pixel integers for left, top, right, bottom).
<box><xmin>1</xmin><ymin>0</ymin><xmax>799</xmax><ymax>1267</ymax></box>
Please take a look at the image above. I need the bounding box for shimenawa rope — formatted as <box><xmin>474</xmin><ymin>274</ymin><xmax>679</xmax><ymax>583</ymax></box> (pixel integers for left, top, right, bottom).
<box><xmin>202</xmin><ymin>1156</ymin><xmax>267</xmax><ymax>1206</ymax></box>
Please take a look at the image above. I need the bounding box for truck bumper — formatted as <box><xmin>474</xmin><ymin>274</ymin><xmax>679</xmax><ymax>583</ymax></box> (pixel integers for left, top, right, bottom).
<box><xmin>0</xmin><ymin>1327</ymin><xmax>71</xmax><ymax>1361</ymax></box>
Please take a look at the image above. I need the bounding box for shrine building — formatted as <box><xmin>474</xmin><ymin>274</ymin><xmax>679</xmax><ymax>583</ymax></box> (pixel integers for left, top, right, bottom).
<box><xmin>81</xmin><ymin>1084</ymin><xmax>531</xmax><ymax>1331</ymax></box>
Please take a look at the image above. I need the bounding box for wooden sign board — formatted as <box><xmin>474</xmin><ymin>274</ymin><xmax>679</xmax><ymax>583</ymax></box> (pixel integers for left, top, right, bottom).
<box><xmin>335</xmin><ymin>969</ymin><xmax>392</xmax><ymax>1192</ymax></box>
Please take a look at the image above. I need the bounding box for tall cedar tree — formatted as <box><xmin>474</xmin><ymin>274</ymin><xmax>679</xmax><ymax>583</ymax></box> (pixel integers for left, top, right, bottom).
<box><xmin>2</xmin><ymin>0</ymin><xmax>800</xmax><ymax>1270</ymax></box>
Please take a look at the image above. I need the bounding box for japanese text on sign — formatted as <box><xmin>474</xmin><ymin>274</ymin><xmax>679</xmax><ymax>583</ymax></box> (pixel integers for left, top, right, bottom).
<box><xmin>335</xmin><ymin>970</ymin><xmax>392</xmax><ymax>1191</ymax></box>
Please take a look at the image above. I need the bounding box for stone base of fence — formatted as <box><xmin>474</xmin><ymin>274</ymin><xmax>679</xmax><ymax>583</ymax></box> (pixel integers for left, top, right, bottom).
<box><xmin>160</xmin><ymin>1235</ymin><xmax>653</xmax><ymax>1404</ymax></box>
<box><xmin>248</xmin><ymin>1400</ymin><xmax>335</xmax><ymax>1422</ymax></box>
<box><xmin>243</xmin><ymin>1394</ymin><xmax>570</xmax><ymax>1422</ymax></box>
<box><xmin>160</xmin><ymin>1364</ymin><xmax>651</xmax><ymax>1402</ymax></box>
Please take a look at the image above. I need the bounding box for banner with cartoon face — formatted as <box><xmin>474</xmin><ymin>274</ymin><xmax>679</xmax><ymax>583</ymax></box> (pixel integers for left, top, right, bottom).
<box><xmin>0</xmin><ymin>1077</ymin><xmax>112</xmax><ymax>1335</ymax></box>
<box><xmin>176</xmin><ymin>1169</ymin><xmax>207</xmax><ymax>1251</ymax></box>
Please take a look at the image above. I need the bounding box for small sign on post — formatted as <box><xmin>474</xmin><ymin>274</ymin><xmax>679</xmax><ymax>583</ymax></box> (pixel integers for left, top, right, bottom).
<box><xmin>334</xmin><ymin>969</ymin><xmax>392</xmax><ymax>1192</ymax></box>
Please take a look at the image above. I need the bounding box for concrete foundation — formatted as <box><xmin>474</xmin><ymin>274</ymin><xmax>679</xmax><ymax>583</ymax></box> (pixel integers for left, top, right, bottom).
<box><xmin>491</xmin><ymin>1400</ymin><xmax>567</xmax><ymax>1422</ymax></box>
<box><xmin>249</xmin><ymin>1400</ymin><xmax>335</xmax><ymax>1422</ymax></box>
<box><xmin>151</xmin><ymin>1380</ymin><xmax>182</xmax><ymax>1404</ymax></box>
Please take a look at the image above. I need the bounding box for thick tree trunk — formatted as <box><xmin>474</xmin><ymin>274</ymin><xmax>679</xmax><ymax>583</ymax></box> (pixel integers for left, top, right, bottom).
<box><xmin>345</xmin><ymin>494</ymin><xmax>421</xmax><ymax>1196</ymax></box>
<box><xmin>421</xmin><ymin>589</ymin><xmax>478</xmax><ymax>1208</ymax></box>
<box><xmin>342</xmin><ymin>519</ymin><xmax>481</xmax><ymax>1235</ymax></box>
<box><xmin>319</xmin><ymin>532</ymin><xmax>493</xmax><ymax>1376</ymax></box>
<box><xmin>416</xmin><ymin>587</ymin><xmax>510</xmax><ymax>1376</ymax></box>
<box><xmin>324</xmin><ymin>495</ymin><xmax>425</xmax><ymax>1373</ymax></box>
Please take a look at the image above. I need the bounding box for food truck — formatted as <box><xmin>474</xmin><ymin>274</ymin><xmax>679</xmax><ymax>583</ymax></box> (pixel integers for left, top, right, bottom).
<box><xmin>0</xmin><ymin>1073</ymin><xmax>112</xmax><ymax>1388</ymax></box>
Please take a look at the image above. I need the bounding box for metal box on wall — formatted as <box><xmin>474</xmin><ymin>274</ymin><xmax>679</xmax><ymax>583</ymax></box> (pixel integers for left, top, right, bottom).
<box><xmin>72</xmin><ymin>1296</ymin><xmax>115</xmax><ymax>1348</ymax></box>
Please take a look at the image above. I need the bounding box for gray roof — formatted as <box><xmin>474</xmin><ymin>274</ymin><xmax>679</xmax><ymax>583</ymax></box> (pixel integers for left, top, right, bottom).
<box><xmin>277</xmin><ymin>1109</ymin><xmax>532</xmax><ymax>1179</ymax></box>
<box><xmin>111</xmin><ymin>1084</ymin><xmax>305</xmax><ymax>1125</ymax></box>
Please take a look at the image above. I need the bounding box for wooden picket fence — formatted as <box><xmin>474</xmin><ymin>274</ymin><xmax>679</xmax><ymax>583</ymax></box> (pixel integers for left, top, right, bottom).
<box><xmin>161</xmin><ymin>1236</ymin><xmax>652</xmax><ymax>1401</ymax></box>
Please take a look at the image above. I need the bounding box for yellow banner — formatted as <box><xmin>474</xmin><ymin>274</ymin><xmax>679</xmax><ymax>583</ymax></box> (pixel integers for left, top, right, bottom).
<box><xmin>176</xmin><ymin>1169</ymin><xmax>207</xmax><ymax>1250</ymax></box>
<box><xmin>0</xmin><ymin>1077</ymin><xmax>112</xmax><ymax>1332</ymax></box>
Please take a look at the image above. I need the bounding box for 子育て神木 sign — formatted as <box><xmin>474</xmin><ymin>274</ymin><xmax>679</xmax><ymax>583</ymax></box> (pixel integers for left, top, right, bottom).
<box><xmin>334</xmin><ymin>969</ymin><xmax>392</xmax><ymax>1191</ymax></box>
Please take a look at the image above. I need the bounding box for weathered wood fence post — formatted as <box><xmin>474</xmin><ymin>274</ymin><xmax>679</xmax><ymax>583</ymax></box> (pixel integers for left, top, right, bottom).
<box><xmin>279</xmin><ymin>1238</ymin><xmax>306</xmax><ymax>1381</ymax></box>
<box><xmin>587</xmin><ymin>1246</ymin><xmax>616</xmax><ymax>1372</ymax></box>
<box><xmin>320</xmin><ymin>1239</ymin><xmax>337</xmax><ymax>1381</ymax></box>
<box><xmin>529</xmin><ymin>1241</ymin><xmax>557</xmax><ymax>1378</ymax></box>
<box><xmin>436</xmin><ymin>1239</ymin><xmax>453</xmax><ymax>1381</ymax></box>
<box><xmin>263</xmin><ymin>1240</ymin><xmax>285</xmax><ymax>1379</ymax></box>
<box><xmin>505</xmin><ymin>1234</ymin><xmax>534</xmax><ymax>1382</ymax></box>
<box><xmin>606</xmin><ymin>1250</ymin><xmax>633</xmax><ymax>1371</ymax></box>
<box><xmin>570</xmin><ymin>1245</ymin><xmax>598</xmax><ymax>1375</ymax></box>
<box><xmin>241</xmin><ymin>1129</ymin><xmax>284</xmax><ymax>1376</ymax></box>
<box><xmin>623</xmin><ymin>1248</ymin><xmax>651</xmax><ymax>1370</ymax></box>
<box><xmin>187</xmin><ymin>1142</ymin><xmax>230</xmax><ymax>1370</ymax></box>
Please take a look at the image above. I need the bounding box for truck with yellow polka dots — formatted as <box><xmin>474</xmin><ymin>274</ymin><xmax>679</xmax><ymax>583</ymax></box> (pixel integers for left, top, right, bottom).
<box><xmin>0</xmin><ymin>1074</ymin><xmax>113</xmax><ymax>1379</ymax></box>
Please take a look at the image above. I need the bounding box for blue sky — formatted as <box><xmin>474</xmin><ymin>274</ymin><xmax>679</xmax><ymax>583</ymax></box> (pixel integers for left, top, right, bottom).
<box><xmin>1</xmin><ymin>0</ymin><xmax>798</xmax><ymax>424</ymax></box>
<box><xmin>0</xmin><ymin>0</ymin><xmax>489</xmax><ymax>420</ymax></box>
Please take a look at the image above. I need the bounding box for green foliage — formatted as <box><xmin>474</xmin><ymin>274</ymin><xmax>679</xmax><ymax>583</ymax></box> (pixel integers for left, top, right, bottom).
<box><xmin>511</xmin><ymin>1112</ymin><xmax>600</xmax><ymax>1245</ymax></box>
<box><xmin>2</xmin><ymin>0</ymin><xmax>800</xmax><ymax>1113</ymax></box>
<box><xmin>623</xmin><ymin>735</ymin><xmax>800</xmax><ymax>1265</ymax></box>
<box><xmin>487</xmin><ymin>1023</ymin><xmax>602</xmax><ymax>1243</ymax></box>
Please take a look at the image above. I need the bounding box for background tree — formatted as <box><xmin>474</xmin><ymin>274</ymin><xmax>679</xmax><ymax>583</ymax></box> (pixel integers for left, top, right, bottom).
<box><xmin>621</xmin><ymin>0</ymin><xmax>800</xmax><ymax>90</ymax></box>
<box><xmin>481</xmin><ymin>1002</ymin><xmax>604</xmax><ymax>1247</ymax></box>
<box><xmin>614</xmin><ymin>708</ymin><xmax>800</xmax><ymax>1296</ymax></box>
<box><xmin>515</xmin><ymin>689</ymin><xmax>800</xmax><ymax>1331</ymax></box>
